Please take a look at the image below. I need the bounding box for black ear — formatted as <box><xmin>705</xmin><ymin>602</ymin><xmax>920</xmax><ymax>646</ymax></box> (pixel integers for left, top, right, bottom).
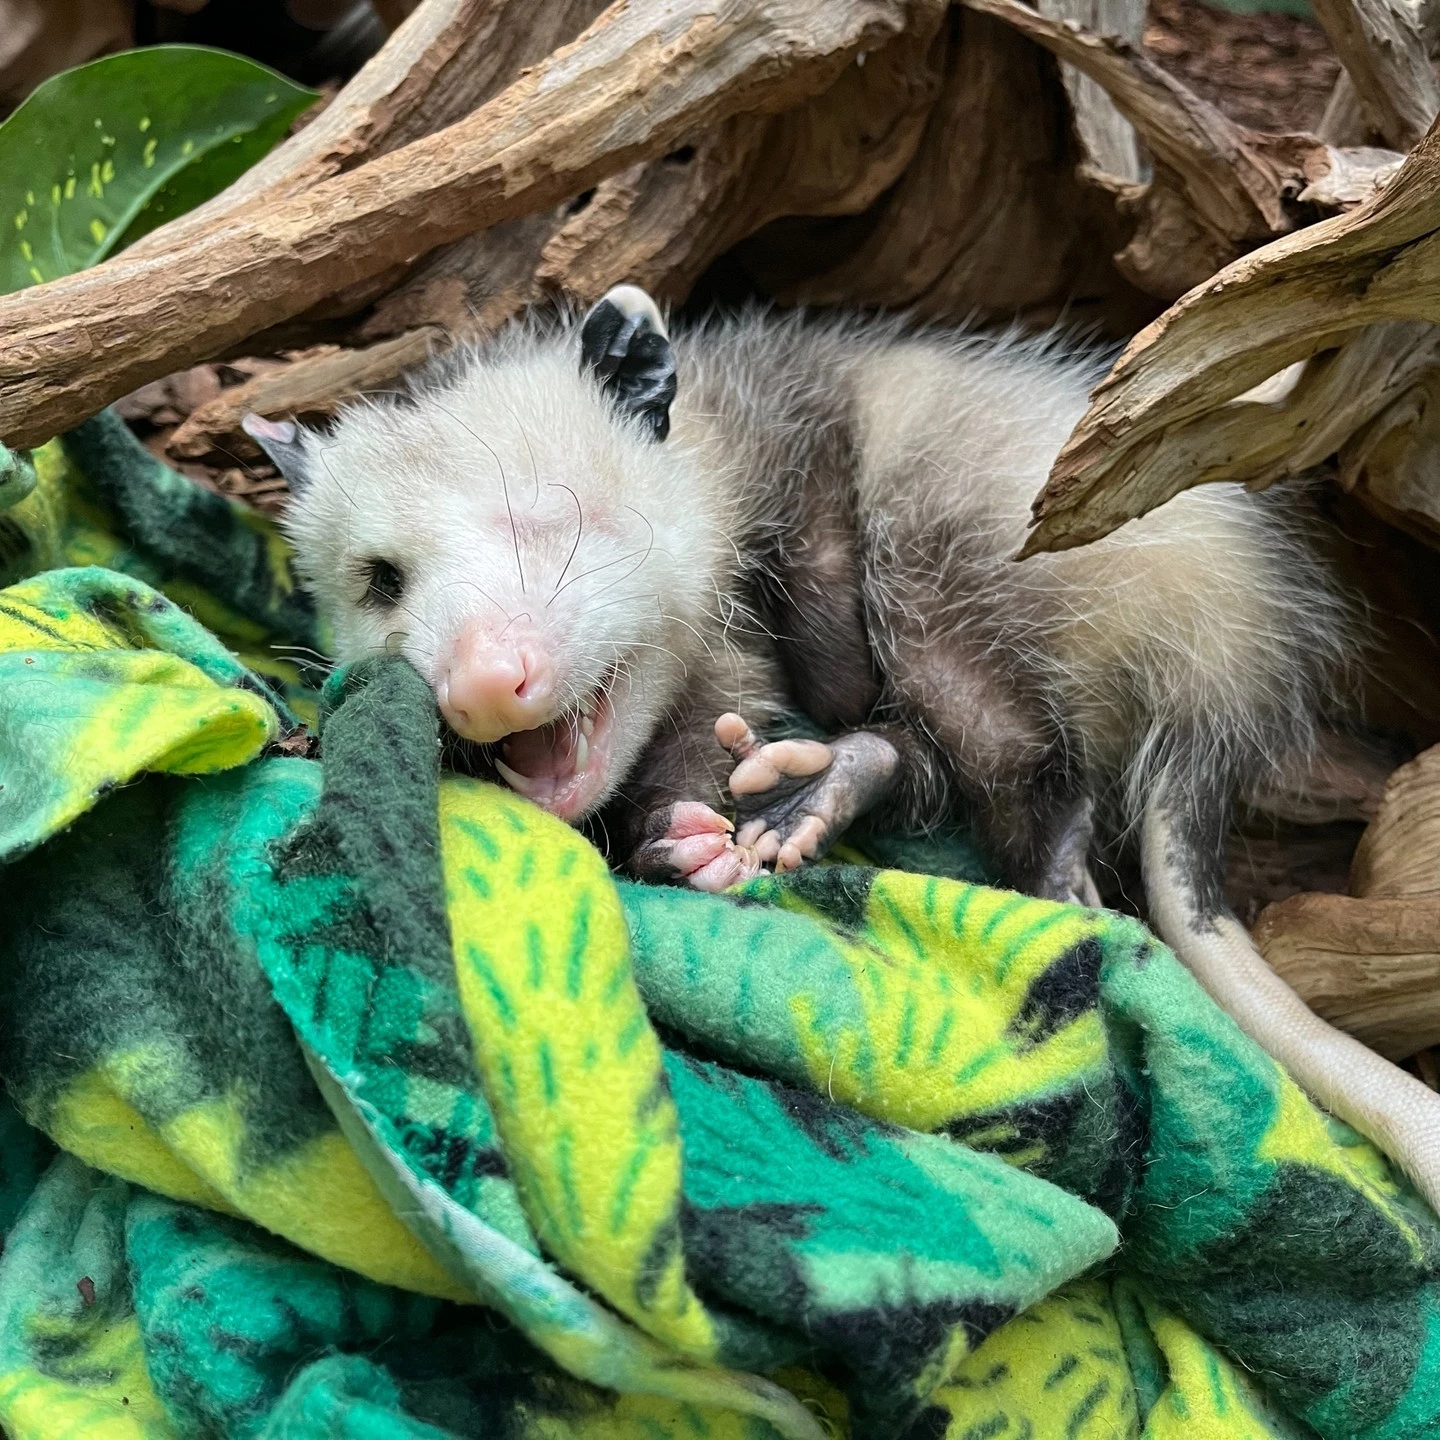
<box><xmin>579</xmin><ymin>285</ymin><xmax>677</xmax><ymax>442</ymax></box>
<box><xmin>241</xmin><ymin>412</ymin><xmax>312</xmax><ymax>492</ymax></box>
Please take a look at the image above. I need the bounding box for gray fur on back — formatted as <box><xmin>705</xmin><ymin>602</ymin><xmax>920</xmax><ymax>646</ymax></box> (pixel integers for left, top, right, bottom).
<box><xmin>670</xmin><ymin>310</ymin><xmax>1355</xmax><ymax>829</ymax></box>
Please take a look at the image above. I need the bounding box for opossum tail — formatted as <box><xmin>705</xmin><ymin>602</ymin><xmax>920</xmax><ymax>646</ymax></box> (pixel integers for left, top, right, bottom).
<box><xmin>1141</xmin><ymin>771</ymin><xmax>1440</xmax><ymax>1212</ymax></box>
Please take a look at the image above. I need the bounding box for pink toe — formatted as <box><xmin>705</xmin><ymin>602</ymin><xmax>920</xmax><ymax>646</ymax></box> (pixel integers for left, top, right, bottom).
<box><xmin>728</xmin><ymin>755</ymin><xmax>780</xmax><ymax>796</ymax></box>
<box><xmin>667</xmin><ymin>802</ymin><xmax>734</xmax><ymax>838</ymax></box>
<box><xmin>687</xmin><ymin>851</ymin><xmax>746</xmax><ymax>892</ymax></box>
<box><xmin>686</xmin><ymin>843</ymin><xmax>764</xmax><ymax>892</ymax></box>
<box><xmin>667</xmin><ymin>832</ymin><xmax>732</xmax><ymax>872</ymax></box>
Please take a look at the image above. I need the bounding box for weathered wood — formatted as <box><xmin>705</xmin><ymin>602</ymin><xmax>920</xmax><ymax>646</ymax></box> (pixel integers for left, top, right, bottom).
<box><xmin>1309</xmin><ymin>0</ymin><xmax>1439</xmax><ymax>150</ymax></box>
<box><xmin>535</xmin><ymin>18</ymin><xmax>945</xmax><ymax>306</ymax></box>
<box><xmin>747</xmin><ymin>7</ymin><xmax>1153</xmax><ymax>334</ymax></box>
<box><xmin>962</xmin><ymin>0</ymin><xmax>1305</xmax><ymax>249</ymax></box>
<box><xmin>965</xmin><ymin>0</ymin><xmax>1414</xmax><ymax>303</ymax></box>
<box><xmin>1241</xmin><ymin>725</ymin><xmax>1396</xmax><ymax>824</ymax></box>
<box><xmin>205</xmin><ymin>16</ymin><xmax>946</xmax><ymax>424</ymax></box>
<box><xmin>0</xmin><ymin>0</ymin><xmax>941</xmax><ymax>450</ymax></box>
<box><xmin>1034</xmin><ymin>0</ymin><xmax>1146</xmax><ymax>182</ymax></box>
<box><xmin>1020</xmin><ymin>116</ymin><xmax>1440</xmax><ymax>557</ymax></box>
<box><xmin>126</xmin><ymin>0</ymin><xmax>608</xmax><ymax>259</ymax></box>
<box><xmin>1054</xmin><ymin>323</ymin><xmax>1440</xmax><ymax>513</ymax></box>
<box><xmin>1338</xmin><ymin>362</ymin><xmax>1440</xmax><ymax>545</ymax></box>
<box><xmin>1318</xmin><ymin>70</ymin><xmax>1373</xmax><ymax>146</ymax></box>
<box><xmin>1352</xmin><ymin>744</ymin><xmax>1440</xmax><ymax>897</ymax></box>
<box><xmin>354</xmin><ymin>211</ymin><xmax>564</xmax><ymax>341</ymax></box>
<box><xmin>1257</xmin><ymin>893</ymin><xmax>1440</xmax><ymax>1059</ymax></box>
<box><xmin>1298</xmin><ymin>144</ymin><xmax>1406</xmax><ymax>206</ymax></box>
<box><xmin>1256</xmin><ymin>746</ymin><xmax>1440</xmax><ymax>1060</ymax></box>
<box><xmin>279</xmin><ymin>0</ymin><xmax>611</xmax><ymax>344</ymax></box>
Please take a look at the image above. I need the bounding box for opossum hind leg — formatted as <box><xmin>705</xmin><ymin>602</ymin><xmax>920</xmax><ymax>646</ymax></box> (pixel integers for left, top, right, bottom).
<box><xmin>716</xmin><ymin>713</ymin><xmax>900</xmax><ymax>872</ymax></box>
<box><xmin>878</xmin><ymin>620</ymin><xmax>1093</xmax><ymax>902</ymax></box>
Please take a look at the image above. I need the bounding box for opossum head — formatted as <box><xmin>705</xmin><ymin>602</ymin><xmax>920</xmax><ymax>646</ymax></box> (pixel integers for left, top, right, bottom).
<box><xmin>251</xmin><ymin>285</ymin><xmax>722</xmax><ymax>822</ymax></box>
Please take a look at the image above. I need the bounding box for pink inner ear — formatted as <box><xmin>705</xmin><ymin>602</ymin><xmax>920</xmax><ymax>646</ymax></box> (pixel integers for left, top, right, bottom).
<box><xmin>241</xmin><ymin>413</ymin><xmax>297</xmax><ymax>444</ymax></box>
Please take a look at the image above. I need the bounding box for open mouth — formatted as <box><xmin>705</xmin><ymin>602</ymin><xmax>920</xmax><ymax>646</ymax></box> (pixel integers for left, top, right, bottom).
<box><xmin>492</xmin><ymin>673</ymin><xmax>615</xmax><ymax>822</ymax></box>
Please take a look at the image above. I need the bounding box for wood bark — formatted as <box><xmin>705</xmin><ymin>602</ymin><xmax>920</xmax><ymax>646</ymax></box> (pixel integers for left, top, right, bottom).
<box><xmin>1034</xmin><ymin>0</ymin><xmax>1145</xmax><ymax>182</ymax></box>
<box><xmin>741</xmin><ymin>6</ymin><xmax>1155</xmax><ymax>335</ymax></box>
<box><xmin>1020</xmin><ymin>115</ymin><xmax>1440</xmax><ymax>558</ymax></box>
<box><xmin>1351</xmin><ymin>744</ymin><xmax>1440</xmax><ymax>896</ymax></box>
<box><xmin>0</xmin><ymin>0</ymin><xmax>942</xmax><ymax>451</ymax></box>
<box><xmin>1257</xmin><ymin>746</ymin><xmax>1440</xmax><ymax>1060</ymax></box>
<box><xmin>288</xmin><ymin>0</ymin><xmax>613</xmax><ymax>339</ymax></box>
<box><xmin>964</xmin><ymin>0</ymin><xmax>1406</xmax><ymax>300</ymax></box>
<box><xmin>126</xmin><ymin>0</ymin><xmax>610</xmax><ymax>358</ymax></box>
<box><xmin>963</xmin><ymin>0</ymin><xmax>1302</xmax><ymax>242</ymax></box>
<box><xmin>1256</xmin><ymin>894</ymin><xmax>1440</xmax><ymax>1059</ymax></box>
<box><xmin>533</xmin><ymin>18</ymin><xmax>945</xmax><ymax>308</ymax></box>
<box><xmin>127</xmin><ymin>0</ymin><xmax>607</xmax><ymax>256</ymax></box>
<box><xmin>1318</xmin><ymin>70</ymin><xmax>1374</xmax><ymax>146</ymax></box>
<box><xmin>1308</xmin><ymin>0</ymin><xmax>1439</xmax><ymax>150</ymax></box>
<box><xmin>1338</xmin><ymin>362</ymin><xmax>1440</xmax><ymax>544</ymax></box>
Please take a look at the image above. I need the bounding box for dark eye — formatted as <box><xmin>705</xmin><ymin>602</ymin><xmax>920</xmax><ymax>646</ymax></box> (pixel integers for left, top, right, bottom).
<box><xmin>363</xmin><ymin>558</ymin><xmax>405</xmax><ymax>606</ymax></box>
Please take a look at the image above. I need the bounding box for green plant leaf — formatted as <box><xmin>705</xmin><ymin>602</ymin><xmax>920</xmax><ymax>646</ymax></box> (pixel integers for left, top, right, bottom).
<box><xmin>0</xmin><ymin>46</ymin><xmax>317</xmax><ymax>296</ymax></box>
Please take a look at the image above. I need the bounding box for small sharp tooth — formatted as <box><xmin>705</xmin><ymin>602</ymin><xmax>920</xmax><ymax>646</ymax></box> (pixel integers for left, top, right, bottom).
<box><xmin>574</xmin><ymin>732</ymin><xmax>590</xmax><ymax>770</ymax></box>
<box><xmin>495</xmin><ymin>758</ymin><xmax>543</xmax><ymax>798</ymax></box>
<box><xmin>580</xmin><ymin>715</ymin><xmax>594</xmax><ymax>737</ymax></box>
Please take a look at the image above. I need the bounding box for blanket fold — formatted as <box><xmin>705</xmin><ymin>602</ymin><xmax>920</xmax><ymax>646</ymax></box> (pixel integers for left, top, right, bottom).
<box><xmin>3</xmin><ymin>429</ymin><xmax>1440</xmax><ymax>1440</ymax></box>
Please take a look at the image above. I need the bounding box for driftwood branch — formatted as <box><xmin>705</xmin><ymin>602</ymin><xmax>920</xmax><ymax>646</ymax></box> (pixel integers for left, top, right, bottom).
<box><xmin>535</xmin><ymin>17</ymin><xmax>944</xmax><ymax>306</ymax></box>
<box><xmin>0</xmin><ymin>0</ymin><xmax>940</xmax><ymax>450</ymax></box>
<box><xmin>1257</xmin><ymin>894</ymin><xmax>1440</xmax><ymax>1059</ymax></box>
<box><xmin>1308</xmin><ymin>0</ymin><xmax>1439</xmax><ymax>150</ymax></box>
<box><xmin>962</xmin><ymin>0</ymin><xmax>1301</xmax><ymax>241</ymax></box>
<box><xmin>261</xmin><ymin>0</ymin><xmax>614</xmax><ymax>341</ymax></box>
<box><xmin>167</xmin><ymin>330</ymin><xmax>442</xmax><ymax>459</ymax></box>
<box><xmin>1034</xmin><ymin>0</ymin><xmax>1145</xmax><ymax>182</ymax></box>
<box><xmin>147</xmin><ymin>0</ymin><xmax>614</xmax><ymax>449</ymax></box>
<box><xmin>1258</xmin><ymin>745</ymin><xmax>1440</xmax><ymax>1059</ymax></box>
<box><xmin>1018</xmin><ymin>116</ymin><xmax>1440</xmax><ymax>557</ymax></box>
<box><xmin>965</xmin><ymin>0</ymin><xmax>1408</xmax><ymax>299</ymax></box>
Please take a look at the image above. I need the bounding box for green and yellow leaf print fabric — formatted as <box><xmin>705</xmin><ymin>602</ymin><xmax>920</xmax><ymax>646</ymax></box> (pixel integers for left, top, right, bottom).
<box><xmin>0</xmin><ymin>414</ymin><xmax>322</xmax><ymax>721</ymax></box>
<box><xmin>3</xmin><ymin>430</ymin><xmax>1440</xmax><ymax>1440</ymax></box>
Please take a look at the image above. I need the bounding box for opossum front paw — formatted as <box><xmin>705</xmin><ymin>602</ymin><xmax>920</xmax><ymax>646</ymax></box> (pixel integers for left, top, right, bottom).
<box><xmin>715</xmin><ymin>714</ymin><xmax>899</xmax><ymax>874</ymax></box>
<box><xmin>627</xmin><ymin>801</ymin><xmax>764</xmax><ymax>892</ymax></box>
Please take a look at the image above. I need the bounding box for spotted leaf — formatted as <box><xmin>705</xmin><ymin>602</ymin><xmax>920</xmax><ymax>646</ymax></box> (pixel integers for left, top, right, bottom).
<box><xmin>0</xmin><ymin>46</ymin><xmax>315</xmax><ymax>295</ymax></box>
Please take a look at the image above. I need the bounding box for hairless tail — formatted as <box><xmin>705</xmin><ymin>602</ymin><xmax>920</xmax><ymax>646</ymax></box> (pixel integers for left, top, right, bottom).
<box><xmin>1142</xmin><ymin>772</ymin><xmax>1440</xmax><ymax>1212</ymax></box>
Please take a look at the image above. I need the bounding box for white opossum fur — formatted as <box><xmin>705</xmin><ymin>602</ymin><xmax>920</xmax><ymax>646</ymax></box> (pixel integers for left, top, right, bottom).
<box><xmin>257</xmin><ymin>290</ymin><xmax>1440</xmax><ymax>1211</ymax></box>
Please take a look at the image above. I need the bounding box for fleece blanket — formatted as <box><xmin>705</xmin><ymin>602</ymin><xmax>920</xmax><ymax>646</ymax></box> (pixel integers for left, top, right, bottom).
<box><xmin>2</xmin><ymin>418</ymin><xmax>1440</xmax><ymax>1440</ymax></box>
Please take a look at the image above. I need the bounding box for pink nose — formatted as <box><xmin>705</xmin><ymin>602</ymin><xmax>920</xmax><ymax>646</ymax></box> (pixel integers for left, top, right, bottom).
<box><xmin>440</xmin><ymin>627</ymin><xmax>555</xmax><ymax>743</ymax></box>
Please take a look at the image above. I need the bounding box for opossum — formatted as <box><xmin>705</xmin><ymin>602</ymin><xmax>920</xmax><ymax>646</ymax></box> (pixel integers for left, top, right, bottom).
<box><xmin>245</xmin><ymin>284</ymin><xmax>1440</xmax><ymax>1209</ymax></box>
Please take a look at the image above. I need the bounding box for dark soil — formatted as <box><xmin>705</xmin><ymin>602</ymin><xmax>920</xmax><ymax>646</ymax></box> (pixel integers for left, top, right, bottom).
<box><xmin>1143</xmin><ymin>0</ymin><xmax>1342</xmax><ymax>133</ymax></box>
